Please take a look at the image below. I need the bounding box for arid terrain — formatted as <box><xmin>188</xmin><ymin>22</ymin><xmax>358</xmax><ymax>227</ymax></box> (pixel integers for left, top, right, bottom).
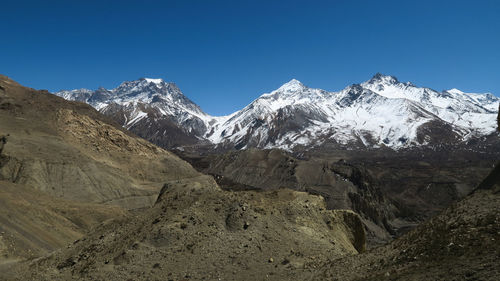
<box><xmin>0</xmin><ymin>75</ymin><xmax>209</xmax><ymax>264</ymax></box>
<box><xmin>314</xmin><ymin>162</ymin><xmax>500</xmax><ymax>281</ymax></box>
<box><xmin>0</xmin><ymin>75</ymin><xmax>499</xmax><ymax>280</ymax></box>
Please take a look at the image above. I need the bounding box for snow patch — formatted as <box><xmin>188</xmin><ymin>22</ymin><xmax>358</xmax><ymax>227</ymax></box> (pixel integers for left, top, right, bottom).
<box><xmin>52</xmin><ymin>75</ymin><xmax>499</xmax><ymax>151</ymax></box>
<box><xmin>144</xmin><ymin>78</ymin><xmax>164</xmax><ymax>84</ymax></box>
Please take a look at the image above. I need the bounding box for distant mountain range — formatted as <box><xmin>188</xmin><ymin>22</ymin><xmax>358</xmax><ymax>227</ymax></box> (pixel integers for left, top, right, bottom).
<box><xmin>54</xmin><ymin>74</ymin><xmax>499</xmax><ymax>151</ymax></box>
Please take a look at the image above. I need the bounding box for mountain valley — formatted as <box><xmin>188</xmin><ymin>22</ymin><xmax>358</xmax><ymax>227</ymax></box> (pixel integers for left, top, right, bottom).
<box><xmin>0</xmin><ymin>74</ymin><xmax>498</xmax><ymax>280</ymax></box>
<box><xmin>54</xmin><ymin>74</ymin><xmax>500</xmax><ymax>242</ymax></box>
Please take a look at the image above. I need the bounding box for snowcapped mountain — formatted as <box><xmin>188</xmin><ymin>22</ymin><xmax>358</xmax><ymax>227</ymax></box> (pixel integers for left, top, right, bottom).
<box><xmin>55</xmin><ymin>78</ymin><xmax>219</xmax><ymax>147</ymax></box>
<box><xmin>210</xmin><ymin>74</ymin><xmax>498</xmax><ymax>150</ymax></box>
<box><xmin>53</xmin><ymin>74</ymin><xmax>499</xmax><ymax>151</ymax></box>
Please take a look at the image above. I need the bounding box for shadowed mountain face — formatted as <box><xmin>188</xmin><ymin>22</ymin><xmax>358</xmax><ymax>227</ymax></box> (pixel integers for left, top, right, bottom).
<box><xmin>305</xmin><ymin>143</ymin><xmax>500</xmax><ymax>214</ymax></box>
<box><xmin>313</xmin><ymin>160</ymin><xmax>500</xmax><ymax>281</ymax></box>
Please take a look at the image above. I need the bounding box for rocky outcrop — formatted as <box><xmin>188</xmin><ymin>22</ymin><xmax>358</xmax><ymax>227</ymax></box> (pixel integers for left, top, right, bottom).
<box><xmin>497</xmin><ymin>103</ymin><xmax>500</xmax><ymax>131</ymax></box>
<box><xmin>176</xmin><ymin>148</ymin><xmax>397</xmax><ymax>246</ymax></box>
<box><xmin>313</xmin><ymin>161</ymin><xmax>500</xmax><ymax>281</ymax></box>
<box><xmin>10</xmin><ymin>176</ymin><xmax>367</xmax><ymax>281</ymax></box>
<box><xmin>0</xmin><ymin>135</ymin><xmax>7</xmax><ymax>155</ymax></box>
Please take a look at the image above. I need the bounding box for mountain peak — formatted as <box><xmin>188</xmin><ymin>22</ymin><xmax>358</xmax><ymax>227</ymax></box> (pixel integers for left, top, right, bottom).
<box><xmin>447</xmin><ymin>88</ymin><xmax>464</xmax><ymax>94</ymax></box>
<box><xmin>140</xmin><ymin>78</ymin><xmax>165</xmax><ymax>85</ymax></box>
<box><xmin>113</xmin><ymin>78</ymin><xmax>168</xmax><ymax>92</ymax></box>
<box><xmin>368</xmin><ymin>73</ymin><xmax>399</xmax><ymax>85</ymax></box>
<box><xmin>52</xmin><ymin>75</ymin><xmax>498</xmax><ymax>151</ymax></box>
<box><xmin>278</xmin><ymin>79</ymin><xmax>305</xmax><ymax>92</ymax></box>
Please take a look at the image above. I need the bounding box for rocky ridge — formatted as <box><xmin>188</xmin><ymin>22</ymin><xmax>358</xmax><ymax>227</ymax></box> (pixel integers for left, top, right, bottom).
<box><xmin>5</xmin><ymin>168</ymin><xmax>368</xmax><ymax>281</ymax></box>
<box><xmin>176</xmin><ymin>148</ymin><xmax>397</xmax><ymax>246</ymax></box>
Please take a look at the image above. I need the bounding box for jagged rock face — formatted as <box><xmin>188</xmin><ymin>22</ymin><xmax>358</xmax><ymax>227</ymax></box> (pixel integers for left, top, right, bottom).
<box><xmin>497</xmin><ymin>103</ymin><xmax>500</xmax><ymax>131</ymax></box>
<box><xmin>313</xmin><ymin>162</ymin><xmax>500</xmax><ymax>281</ymax></box>
<box><xmin>304</xmin><ymin>142</ymin><xmax>500</xmax><ymax>223</ymax></box>
<box><xmin>54</xmin><ymin>74</ymin><xmax>499</xmax><ymax>151</ymax></box>
<box><xmin>100</xmin><ymin>102</ymin><xmax>203</xmax><ymax>148</ymax></box>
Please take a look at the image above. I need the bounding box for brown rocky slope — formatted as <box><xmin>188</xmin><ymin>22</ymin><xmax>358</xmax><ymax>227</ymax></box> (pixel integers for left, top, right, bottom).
<box><xmin>313</xmin><ymin>160</ymin><xmax>500</xmax><ymax>281</ymax></box>
<box><xmin>0</xmin><ymin>75</ymin><xmax>202</xmax><ymax>209</ymax></box>
<box><xmin>0</xmin><ymin>76</ymin><xmax>368</xmax><ymax>280</ymax></box>
<box><xmin>1</xmin><ymin>75</ymin><xmax>498</xmax><ymax>280</ymax></box>
<box><xmin>175</xmin><ymin>148</ymin><xmax>397</xmax><ymax>247</ymax></box>
<box><xmin>0</xmin><ymin>75</ymin><xmax>212</xmax><ymax>265</ymax></box>
<box><xmin>0</xmin><ymin>181</ymin><xmax>127</xmax><ymax>265</ymax></box>
<box><xmin>7</xmin><ymin>177</ymin><xmax>367</xmax><ymax>281</ymax></box>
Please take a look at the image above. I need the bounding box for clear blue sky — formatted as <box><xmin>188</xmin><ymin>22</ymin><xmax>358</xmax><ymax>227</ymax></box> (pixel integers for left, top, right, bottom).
<box><xmin>1</xmin><ymin>0</ymin><xmax>499</xmax><ymax>115</ymax></box>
